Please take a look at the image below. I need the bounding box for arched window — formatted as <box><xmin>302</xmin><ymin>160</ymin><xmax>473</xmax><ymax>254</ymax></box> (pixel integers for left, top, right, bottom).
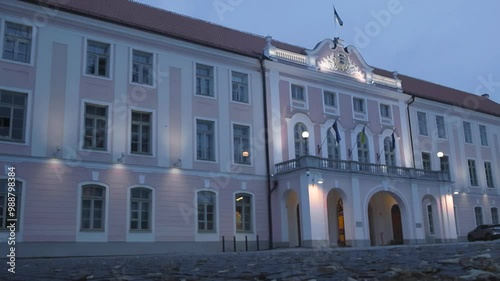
<box><xmin>198</xmin><ymin>191</ymin><xmax>216</xmax><ymax>232</ymax></box>
<box><xmin>130</xmin><ymin>187</ymin><xmax>152</xmax><ymax>231</ymax></box>
<box><xmin>384</xmin><ymin>137</ymin><xmax>395</xmax><ymax>166</ymax></box>
<box><xmin>327</xmin><ymin>130</ymin><xmax>340</xmax><ymax>160</ymax></box>
<box><xmin>357</xmin><ymin>132</ymin><xmax>369</xmax><ymax>163</ymax></box>
<box><xmin>235</xmin><ymin>193</ymin><xmax>252</xmax><ymax>232</ymax></box>
<box><xmin>81</xmin><ymin>185</ymin><xmax>105</xmax><ymax>230</ymax></box>
<box><xmin>294</xmin><ymin>122</ymin><xmax>308</xmax><ymax>158</ymax></box>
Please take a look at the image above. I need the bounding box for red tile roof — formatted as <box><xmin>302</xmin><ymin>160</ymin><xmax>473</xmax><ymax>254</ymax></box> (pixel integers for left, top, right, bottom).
<box><xmin>23</xmin><ymin>0</ymin><xmax>500</xmax><ymax>117</ymax></box>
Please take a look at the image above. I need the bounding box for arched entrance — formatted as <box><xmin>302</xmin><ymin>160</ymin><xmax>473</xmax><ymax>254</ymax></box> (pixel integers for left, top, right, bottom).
<box><xmin>327</xmin><ymin>188</ymin><xmax>347</xmax><ymax>246</ymax></box>
<box><xmin>368</xmin><ymin>191</ymin><xmax>407</xmax><ymax>246</ymax></box>
<box><xmin>285</xmin><ymin>190</ymin><xmax>300</xmax><ymax>247</ymax></box>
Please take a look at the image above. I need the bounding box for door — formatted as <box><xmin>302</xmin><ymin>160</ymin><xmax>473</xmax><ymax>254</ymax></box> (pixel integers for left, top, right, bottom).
<box><xmin>337</xmin><ymin>199</ymin><xmax>346</xmax><ymax>246</ymax></box>
<box><xmin>391</xmin><ymin>204</ymin><xmax>403</xmax><ymax>244</ymax></box>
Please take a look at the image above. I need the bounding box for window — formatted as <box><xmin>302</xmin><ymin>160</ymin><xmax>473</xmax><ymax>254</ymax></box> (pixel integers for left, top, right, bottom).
<box><xmin>492</xmin><ymin>207</ymin><xmax>499</xmax><ymax>224</ymax></box>
<box><xmin>440</xmin><ymin>155</ymin><xmax>450</xmax><ymax>179</ymax></box>
<box><xmin>196</xmin><ymin>64</ymin><xmax>214</xmax><ymax>97</ymax></box>
<box><xmin>131</xmin><ymin>111</ymin><xmax>152</xmax><ymax>154</ymax></box>
<box><xmin>235</xmin><ymin>193</ymin><xmax>252</xmax><ymax>232</ymax></box>
<box><xmin>233</xmin><ymin>124</ymin><xmax>250</xmax><ymax>165</ymax></box>
<box><xmin>327</xmin><ymin>130</ymin><xmax>340</xmax><ymax>161</ymax></box>
<box><xmin>417</xmin><ymin>112</ymin><xmax>428</xmax><ymax>136</ymax></box>
<box><xmin>436</xmin><ymin>115</ymin><xmax>446</xmax><ymax>139</ymax></box>
<box><xmin>468</xmin><ymin>159</ymin><xmax>478</xmax><ymax>186</ymax></box>
<box><xmin>380</xmin><ymin>104</ymin><xmax>391</xmax><ymax>118</ymax></box>
<box><xmin>132</xmin><ymin>50</ymin><xmax>153</xmax><ymax>85</ymax></box>
<box><xmin>0</xmin><ymin>90</ymin><xmax>27</xmax><ymax>142</ymax></box>
<box><xmin>2</xmin><ymin>22</ymin><xmax>32</xmax><ymax>63</ymax></box>
<box><xmin>294</xmin><ymin>122</ymin><xmax>308</xmax><ymax>158</ymax></box>
<box><xmin>83</xmin><ymin>104</ymin><xmax>107</xmax><ymax>150</ymax></box>
<box><xmin>474</xmin><ymin>206</ymin><xmax>483</xmax><ymax>226</ymax></box>
<box><xmin>291</xmin><ymin>84</ymin><xmax>305</xmax><ymax>101</ymax></box>
<box><xmin>485</xmin><ymin>162</ymin><xmax>494</xmax><ymax>188</ymax></box>
<box><xmin>353</xmin><ymin>98</ymin><xmax>365</xmax><ymax>113</ymax></box>
<box><xmin>427</xmin><ymin>204</ymin><xmax>434</xmax><ymax>235</ymax></box>
<box><xmin>197</xmin><ymin>191</ymin><xmax>216</xmax><ymax>232</ymax></box>
<box><xmin>196</xmin><ymin>119</ymin><xmax>215</xmax><ymax>161</ymax></box>
<box><xmin>130</xmin><ymin>188</ymin><xmax>152</xmax><ymax>231</ymax></box>
<box><xmin>463</xmin><ymin>122</ymin><xmax>472</xmax><ymax>143</ymax></box>
<box><xmin>232</xmin><ymin>71</ymin><xmax>249</xmax><ymax>103</ymax></box>
<box><xmin>384</xmin><ymin>137</ymin><xmax>395</xmax><ymax>166</ymax></box>
<box><xmin>0</xmin><ymin>179</ymin><xmax>21</xmax><ymax>230</ymax></box>
<box><xmin>479</xmin><ymin>125</ymin><xmax>488</xmax><ymax>146</ymax></box>
<box><xmin>86</xmin><ymin>40</ymin><xmax>110</xmax><ymax>77</ymax></box>
<box><xmin>357</xmin><ymin>132</ymin><xmax>369</xmax><ymax>163</ymax></box>
<box><xmin>422</xmin><ymin>152</ymin><xmax>431</xmax><ymax>170</ymax></box>
<box><xmin>323</xmin><ymin>91</ymin><xmax>336</xmax><ymax>107</ymax></box>
<box><xmin>81</xmin><ymin>185</ymin><xmax>105</xmax><ymax>230</ymax></box>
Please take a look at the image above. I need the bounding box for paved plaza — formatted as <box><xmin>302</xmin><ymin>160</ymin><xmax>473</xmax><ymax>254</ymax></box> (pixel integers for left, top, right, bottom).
<box><xmin>1</xmin><ymin>241</ymin><xmax>500</xmax><ymax>281</ymax></box>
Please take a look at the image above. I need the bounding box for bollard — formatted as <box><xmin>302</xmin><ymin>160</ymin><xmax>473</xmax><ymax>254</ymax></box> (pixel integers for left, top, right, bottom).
<box><xmin>233</xmin><ymin>235</ymin><xmax>236</xmax><ymax>252</ymax></box>
<box><xmin>245</xmin><ymin>235</ymin><xmax>248</xmax><ymax>252</ymax></box>
<box><xmin>222</xmin><ymin>236</ymin><xmax>225</xmax><ymax>252</ymax></box>
<box><xmin>257</xmin><ymin>234</ymin><xmax>259</xmax><ymax>251</ymax></box>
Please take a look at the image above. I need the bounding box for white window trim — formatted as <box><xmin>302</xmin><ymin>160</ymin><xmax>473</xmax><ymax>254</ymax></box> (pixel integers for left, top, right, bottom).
<box><xmin>0</xmin><ymin>18</ymin><xmax>37</xmax><ymax>67</ymax></box>
<box><xmin>229</xmin><ymin>70</ymin><xmax>251</xmax><ymax>105</ymax></box>
<box><xmin>491</xmin><ymin>207</ymin><xmax>499</xmax><ymax>224</ymax></box>
<box><xmin>193</xmin><ymin>61</ymin><xmax>217</xmax><ymax>99</ymax></box>
<box><xmin>467</xmin><ymin>159</ymin><xmax>479</xmax><ymax>187</ymax></box>
<box><xmin>351</xmin><ymin>124</ymin><xmax>375</xmax><ymax>163</ymax></box>
<box><xmin>195</xmin><ymin>188</ymin><xmax>219</xmax><ymax>242</ymax></box>
<box><xmin>76</xmin><ymin>181</ymin><xmax>109</xmax><ymax>242</ymax></box>
<box><xmin>0</xmin><ymin>86</ymin><xmax>32</xmax><ymax>146</ymax></box>
<box><xmin>378</xmin><ymin>103</ymin><xmax>393</xmax><ymax>125</ymax></box>
<box><xmin>194</xmin><ymin>116</ymin><xmax>218</xmax><ymax>163</ymax></box>
<box><xmin>474</xmin><ymin>206</ymin><xmax>483</xmax><ymax>226</ymax></box>
<box><xmin>463</xmin><ymin>121</ymin><xmax>473</xmax><ymax>144</ymax></box>
<box><xmin>231</xmin><ymin>121</ymin><xmax>253</xmax><ymax>167</ymax></box>
<box><xmin>478</xmin><ymin>124</ymin><xmax>489</xmax><ymax>147</ymax></box>
<box><xmin>129</xmin><ymin>47</ymin><xmax>157</xmax><ymax>89</ymax></box>
<box><xmin>352</xmin><ymin>96</ymin><xmax>367</xmax><ymax>121</ymax></box>
<box><xmin>435</xmin><ymin>115</ymin><xmax>447</xmax><ymax>139</ymax></box>
<box><xmin>289</xmin><ymin>82</ymin><xmax>309</xmax><ymax>110</ymax></box>
<box><xmin>322</xmin><ymin>89</ymin><xmax>339</xmax><ymax>116</ymax></box>
<box><xmin>285</xmin><ymin>113</ymin><xmax>315</xmax><ymax>160</ymax></box>
<box><xmin>0</xmin><ymin>176</ymin><xmax>26</xmax><ymax>242</ymax></box>
<box><xmin>378</xmin><ymin>129</ymin><xmax>400</xmax><ymax>167</ymax></box>
<box><xmin>82</xmin><ymin>37</ymin><xmax>114</xmax><ymax>81</ymax></box>
<box><xmin>127</xmin><ymin>106</ymin><xmax>156</xmax><ymax>157</ymax></box>
<box><xmin>79</xmin><ymin>99</ymin><xmax>113</xmax><ymax>153</ymax></box>
<box><xmin>416</xmin><ymin>111</ymin><xmax>428</xmax><ymax>136</ymax></box>
<box><xmin>319</xmin><ymin>120</ymin><xmax>346</xmax><ymax>159</ymax></box>
<box><xmin>426</xmin><ymin>203</ymin><xmax>435</xmax><ymax>236</ymax></box>
<box><xmin>126</xmin><ymin>185</ymin><xmax>155</xmax><ymax>242</ymax></box>
<box><xmin>233</xmin><ymin>191</ymin><xmax>256</xmax><ymax>240</ymax></box>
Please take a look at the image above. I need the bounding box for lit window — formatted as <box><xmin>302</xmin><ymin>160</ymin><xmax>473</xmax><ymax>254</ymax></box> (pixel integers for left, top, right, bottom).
<box><xmin>353</xmin><ymin>98</ymin><xmax>365</xmax><ymax>113</ymax></box>
<box><xmin>131</xmin><ymin>111</ymin><xmax>152</xmax><ymax>154</ymax></box>
<box><xmin>232</xmin><ymin>71</ymin><xmax>249</xmax><ymax>103</ymax></box>
<box><xmin>474</xmin><ymin>206</ymin><xmax>483</xmax><ymax>226</ymax></box>
<box><xmin>198</xmin><ymin>191</ymin><xmax>216</xmax><ymax>232</ymax></box>
<box><xmin>435</xmin><ymin>115</ymin><xmax>446</xmax><ymax>139</ymax></box>
<box><xmin>132</xmin><ymin>50</ymin><xmax>153</xmax><ymax>85</ymax></box>
<box><xmin>0</xmin><ymin>90</ymin><xmax>27</xmax><ymax>142</ymax></box>
<box><xmin>235</xmin><ymin>193</ymin><xmax>252</xmax><ymax>232</ymax></box>
<box><xmin>233</xmin><ymin>124</ymin><xmax>250</xmax><ymax>164</ymax></box>
<box><xmin>0</xmin><ymin>179</ymin><xmax>21</xmax><ymax>230</ymax></box>
<box><xmin>130</xmin><ymin>188</ymin><xmax>152</xmax><ymax>231</ymax></box>
<box><xmin>323</xmin><ymin>91</ymin><xmax>336</xmax><ymax>107</ymax></box>
<box><xmin>2</xmin><ymin>22</ymin><xmax>32</xmax><ymax>63</ymax></box>
<box><xmin>83</xmin><ymin>104</ymin><xmax>107</xmax><ymax>150</ymax></box>
<box><xmin>485</xmin><ymin>162</ymin><xmax>494</xmax><ymax>188</ymax></box>
<box><xmin>417</xmin><ymin>112</ymin><xmax>428</xmax><ymax>136</ymax></box>
<box><xmin>463</xmin><ymin>122</ymin><xmax>472</xmax><ymax>144</ymax></box>
<box><xmin>196</xmin><ymin>64</ymin><xmax>214</xmax><ymax>97</ymax></box>
<box><xmin>86</xmin><ymin>40</ymin><xmax>110</xmax><ymax>77</ymax></box>
<box><xmin>380</xmin><ymin>104</ymin><xmax>391</xmax><ymax>118</ymax></box>
<box><xmin>291</xmin><ymin>84</ymin><xmax>305</xmax><ymax>101</ymax></box>
<box><xmin>422</xmin><ymin>152</ymin><xmax>431</xmax><ymax>170</ymax></box>
<box><xmin>196</xmin><ymin>119</ymin><xmax>215</xmax><ymax>161</ymax></box>
<box><xmin>468</xmin><ymin>159</ymin><xmax>478</xmax><ymax>186</ymax></box>
<box><xmin>479</xmin><ymin>125</ymin><xmax>488</xmax><ymax>146</ymax></box>
<box><xmin>81</xmin><ymin>185</ymin><xmax>105</xmax><ymax>231</ymax></box>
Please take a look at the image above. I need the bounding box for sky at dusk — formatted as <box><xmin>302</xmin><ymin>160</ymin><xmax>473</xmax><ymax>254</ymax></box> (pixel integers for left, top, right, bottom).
<box><xmin>135</xmin><ymin>0</ymin><xmax>500</xmax><ymax>104</ymax></box>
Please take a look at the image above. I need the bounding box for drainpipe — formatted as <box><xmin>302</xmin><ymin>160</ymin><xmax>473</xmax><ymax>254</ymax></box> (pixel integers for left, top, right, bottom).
<box><xmin>259</xmin><ymin>56</ymin><xmax>273</xmax><ymax>249</ymax></box>
<box><xmin>406</xmin><ymin>96</ymin><xmax>416</xmax><ymax>168</ymax></box>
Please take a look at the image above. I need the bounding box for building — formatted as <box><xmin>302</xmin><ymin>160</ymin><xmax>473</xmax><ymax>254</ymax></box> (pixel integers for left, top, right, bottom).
<box><xmin>0</xmin><ymin>0</ymin><xmax>499</xmax><ymax>257</ymax></box>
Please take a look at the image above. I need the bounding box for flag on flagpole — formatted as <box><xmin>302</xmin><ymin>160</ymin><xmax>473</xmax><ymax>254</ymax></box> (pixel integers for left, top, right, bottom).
<box><xmin>333</xmin><ymin>5</ymin><xmax>344</xmax><ymax>27</ymax></box>
<box><xmin>360</xmin><ymin>126</ymin><xmax>366</xmax><ymax>145</ymax></box>
<box><xmin>332</xmin><ymin>120</ymin><xmax>341</xmax><ymax>144</ymax></box>
<box><xmin>390</xmin><ymin>132</ymin><xmax>396</xmax><ymax>152</ymax></box>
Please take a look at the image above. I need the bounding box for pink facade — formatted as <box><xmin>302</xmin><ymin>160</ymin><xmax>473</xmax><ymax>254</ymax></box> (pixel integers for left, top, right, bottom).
<box><xmin>0</xmin><ymin>1</ymin><xmax>499</xmax><ymax>257</ymax></box>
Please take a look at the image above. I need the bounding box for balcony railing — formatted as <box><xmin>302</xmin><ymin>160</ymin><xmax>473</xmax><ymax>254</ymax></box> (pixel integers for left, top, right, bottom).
<box><xmin>275</xmin><ymin>156</ymin><xmax>450</xmax><ymax>181</ymax></box>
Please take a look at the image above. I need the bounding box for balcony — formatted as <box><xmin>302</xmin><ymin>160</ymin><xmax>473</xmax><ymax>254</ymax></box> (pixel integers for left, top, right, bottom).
<box><xmin>275</xmin><ymin>156</ymin><xmax>450</xmax><ymax>181</ymax></box>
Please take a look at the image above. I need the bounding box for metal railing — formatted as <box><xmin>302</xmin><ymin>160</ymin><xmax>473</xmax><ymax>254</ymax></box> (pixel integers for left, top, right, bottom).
<box><xmin>275</xmin><ymin>156</ymin><xmax>449</xmax><ymax>181</ymax></box>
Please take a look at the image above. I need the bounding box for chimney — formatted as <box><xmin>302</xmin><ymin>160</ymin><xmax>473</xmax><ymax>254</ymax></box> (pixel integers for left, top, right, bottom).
<box><xmin>482</xmin><ymin>93</ymin><xmax>490</xmax><ymax>99</ymax></box>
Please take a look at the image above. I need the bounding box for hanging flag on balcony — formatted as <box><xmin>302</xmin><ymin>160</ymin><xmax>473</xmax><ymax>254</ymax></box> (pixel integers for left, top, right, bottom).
<box><xmin>360</xmin><ymin>126</ymin><xmax>366</xmax><ymax>145</ymax></box>
<box><xmin>390</xmin><ymin>131</ymin><xmax>396</xmax><ymax>152</ymax></box>
<box><xmin>333</xmin><ymin>5</ymin><xmax>344</xmax><ymax>27</ymax></box>
<box><xmin>332</xmin><ymin>120</ymin><xmax>341</xmax><ymax>144</ymax></box>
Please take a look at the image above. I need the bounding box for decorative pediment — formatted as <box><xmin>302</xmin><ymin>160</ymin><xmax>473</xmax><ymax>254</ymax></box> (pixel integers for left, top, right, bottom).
<box><xmin>318</xmin><ymin>52</ymin><xmax>364</xmax><ymax>78</ymax></box>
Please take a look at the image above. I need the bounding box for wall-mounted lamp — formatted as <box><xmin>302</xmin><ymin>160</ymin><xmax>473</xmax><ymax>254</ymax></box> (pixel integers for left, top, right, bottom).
<box><xmin>453</xmin><ymin>191</ymin><xmax>459</xmax><ymax>195</ymax></box>
<box><xmin>52</xmin><ymin>146</ymin><xmax>61</xmax><ymax>158</ymax></box>
<box><xmin>117</xmin><ymin>152</ymin><xmax>126</xmax><ymax>163</ymax></box>
<box><xmin>437</xmin><ymin>151</ymin><xmax>444</xmax><ymax>158</ymax></box>
<box><xmin>173</xmin><ymin>157</ymin><xmax>182</xmax><ymax>167</ymax></box>
<box><xmin>317</xmin><ymin>178</ymin><xmax>324</xmax><ymax>184</ymax></box>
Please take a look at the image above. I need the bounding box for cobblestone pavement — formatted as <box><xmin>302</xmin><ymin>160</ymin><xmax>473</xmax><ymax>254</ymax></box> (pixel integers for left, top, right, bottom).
<box><xmin>1</xmin><ymin>241</ymin><xmax>500</xmax><ymax>281</ymax></box>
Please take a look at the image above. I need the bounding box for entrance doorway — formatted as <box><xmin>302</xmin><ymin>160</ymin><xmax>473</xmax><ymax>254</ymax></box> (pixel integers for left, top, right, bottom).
<box><xmin>391</xmin><ymin>204</ymin><xmax>403</xmax><ymax>244</ymax></box>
